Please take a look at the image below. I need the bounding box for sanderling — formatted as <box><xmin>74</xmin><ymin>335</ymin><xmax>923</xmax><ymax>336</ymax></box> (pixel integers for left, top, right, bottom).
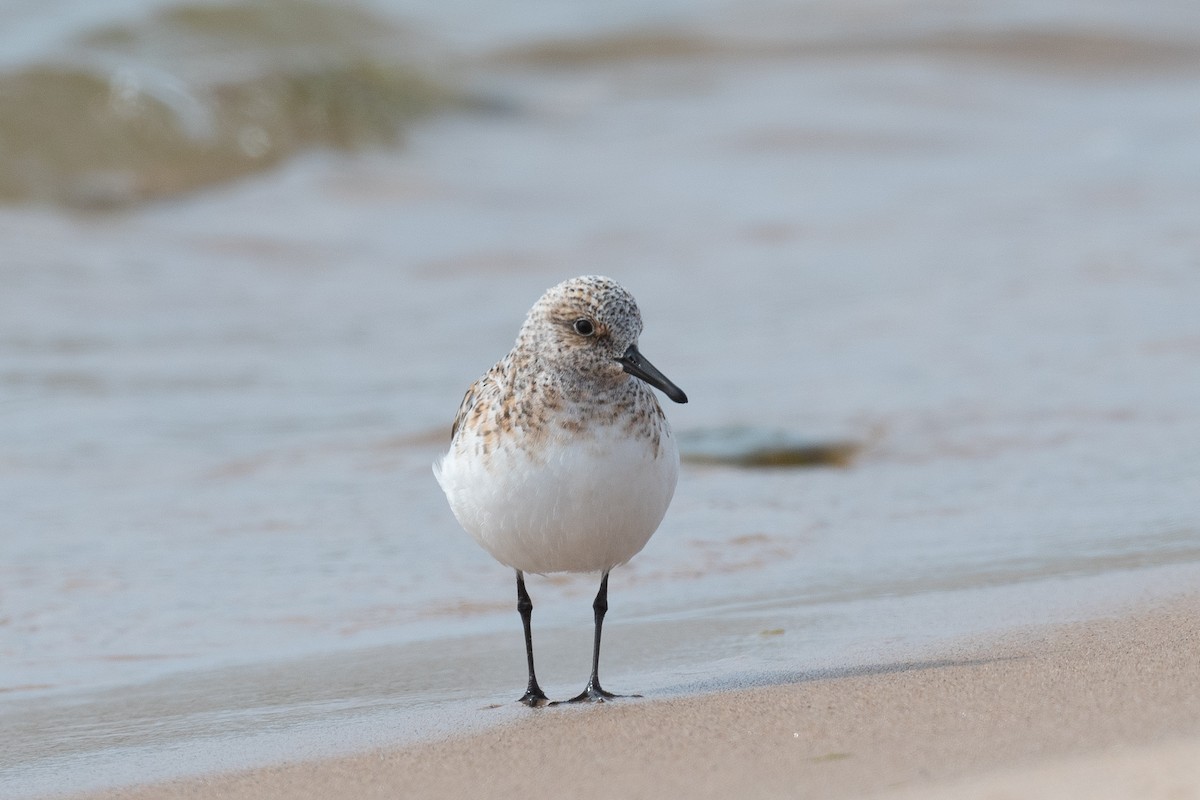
<box><xmin>434</xmin><ymin>275</ymin><xmax>688</xmax><ymax>705</ymax></box>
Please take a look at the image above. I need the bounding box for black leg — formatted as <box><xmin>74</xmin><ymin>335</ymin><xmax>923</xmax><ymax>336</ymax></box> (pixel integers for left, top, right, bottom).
<box><xmin>558</xmin><ymin>571</ymin><xmax>641</xmax><ymax>704</ymax></box>
<box><xmin>516</xmin><ymin>571</ymin><xmax>549</xmax><ymax>707</ymax></box>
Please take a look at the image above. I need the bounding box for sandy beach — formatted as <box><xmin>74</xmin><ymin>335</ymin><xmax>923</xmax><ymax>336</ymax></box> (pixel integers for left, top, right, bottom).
<box><xmin>60</xmin><ymin>593</ymin><xmax>1200</xmax><ymax>800</ymax></box>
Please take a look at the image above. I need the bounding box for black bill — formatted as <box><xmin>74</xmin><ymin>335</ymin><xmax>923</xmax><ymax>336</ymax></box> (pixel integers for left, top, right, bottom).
<box><xmin>617</xmin><ymin>344</ymin><xmax>688</xmax><ymax>404</ymax></box>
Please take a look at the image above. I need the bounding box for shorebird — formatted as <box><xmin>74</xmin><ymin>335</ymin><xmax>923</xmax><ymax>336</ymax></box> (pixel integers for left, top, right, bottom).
<box><xmin>434</xmin><ymin>275</ymin><xmax>687</xmax><ymax>705</ymax></box>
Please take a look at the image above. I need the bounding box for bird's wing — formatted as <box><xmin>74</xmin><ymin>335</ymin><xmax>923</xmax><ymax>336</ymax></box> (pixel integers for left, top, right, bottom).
<box><xmin>449</xmin><ymin>365</ymin><xmax>504</xmax><ymax>443</ymax></box>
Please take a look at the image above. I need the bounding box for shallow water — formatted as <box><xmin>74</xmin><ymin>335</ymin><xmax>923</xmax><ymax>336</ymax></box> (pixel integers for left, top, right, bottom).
<box><xmin>3</xmin><ymin>0</ymin><xmax>1200</xmax><ymax>796</ymax></box>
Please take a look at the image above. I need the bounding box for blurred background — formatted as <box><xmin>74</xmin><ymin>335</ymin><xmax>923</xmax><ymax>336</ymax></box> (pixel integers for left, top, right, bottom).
<box><xmin>3</xmin><ymin>0</ymin><xmax>1200</xmax><ymax>793</ymax></box>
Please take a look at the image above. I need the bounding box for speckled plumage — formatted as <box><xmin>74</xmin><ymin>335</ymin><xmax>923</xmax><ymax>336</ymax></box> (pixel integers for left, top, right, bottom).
<box><xmin>434</xmin><ymin>275</ymin><xmax>682</xmax><ymax>575</ymax></box>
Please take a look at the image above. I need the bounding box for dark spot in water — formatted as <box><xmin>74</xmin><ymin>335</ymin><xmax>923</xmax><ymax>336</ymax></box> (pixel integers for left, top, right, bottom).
<box><xmin>678</xmin><ymin>427</ymin><xmax>862</xmax><ymax>469</ymax></box>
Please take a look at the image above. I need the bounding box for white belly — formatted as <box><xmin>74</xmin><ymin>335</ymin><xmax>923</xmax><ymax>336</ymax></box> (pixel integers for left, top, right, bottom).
<box><xmin>435</xmin><ymin>427</ymin><xmax>679</xmax><ymax>574</ymax></box>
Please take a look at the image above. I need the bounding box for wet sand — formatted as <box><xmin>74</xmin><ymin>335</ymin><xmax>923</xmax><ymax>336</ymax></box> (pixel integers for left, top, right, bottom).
<box><xmin>64</xmin><ymin>593</ymin><xmax>1200</xmax><ymax>800</ymax></box>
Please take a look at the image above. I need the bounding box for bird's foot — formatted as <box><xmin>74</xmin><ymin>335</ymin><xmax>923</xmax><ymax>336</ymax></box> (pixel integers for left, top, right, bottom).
<box><xmin>552</xmin><ymin>683</ymin><xmax>641</xmax><ymax>705</ymax></box>
<box><xmin>518</xmin><ymin>685</ymin><xmax>550</xmax><ymax>707</ymax></box>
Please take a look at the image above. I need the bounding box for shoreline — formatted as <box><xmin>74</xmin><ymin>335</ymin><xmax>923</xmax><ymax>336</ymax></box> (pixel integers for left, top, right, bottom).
<box><xmin>58</xmin><ymin>592</ymin><xmax>1200</xmax><ymax>800</ymax></box>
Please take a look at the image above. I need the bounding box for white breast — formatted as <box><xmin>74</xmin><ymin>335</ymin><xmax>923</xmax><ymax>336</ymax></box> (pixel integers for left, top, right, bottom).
<box><xmin>434</xmin><ymin>425</ymin><xmax>679</xmax><ymax>575</ymax></box>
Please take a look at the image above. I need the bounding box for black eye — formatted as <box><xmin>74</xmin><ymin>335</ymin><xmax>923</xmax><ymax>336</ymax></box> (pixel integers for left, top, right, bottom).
<box><xmin>573</xmin><ymin>318</ymin><xmax>595</xmax><ymax>336</ymax></box>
